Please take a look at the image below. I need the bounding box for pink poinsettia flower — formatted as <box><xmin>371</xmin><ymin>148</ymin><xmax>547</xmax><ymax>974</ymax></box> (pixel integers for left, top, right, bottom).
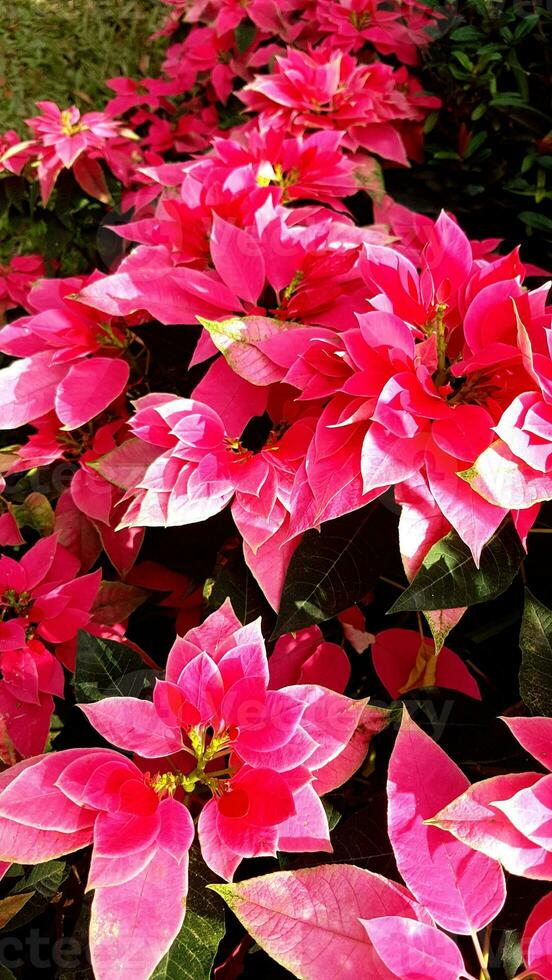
<box><xmin>25</xmin><ymin>102</ymin><xmax>122</xmax><ymax>203</ymax></box>
<box><xmin>239</xmin><ymin>44</ymin><xmax>435</xmax><ymax>164</ymax></box>
<box><xmin>80</xmin><ymin>203</ymin><xmax>373</xmax><ymax>336</ymax></box>
<box><xmin>0</xmin><ymin>273</ymin><xmax>131</xmax><ymax>432</ymax></box>
<box><xmin>0</xmin><ymin>254</ymin><xmax>45</xmax><ymax>318</ymax></box>
<box><xmin>0</xmin><ymin>535</ymin><xmax>100</xmax><ymax>756</ymax></box>
<box><xmin>0</xmin><ymin>747</ymin><xmax>194</xmax><ymax>979</ymax></box>
<box><xmin>184</xmin><ymin>126</ymin><xmax>360</xmax><ymax>211</ymax></box>
<box><xmin>431</xmin><ymin>716</ymin><xmax>552</xmax><ymax>880</ymax></box>
<box><xmin>78</xmin><ymin>600</ymin><xmax>381</xmax><ymax>880</ymax></box>
<box><xmin>313</xmin><ymin>0</ymin><xmax>439</xmax><ymax>66</ymax></box>
<box><xmin>261</xmin><ymin>210</ymin><xmax>551</xmax><ymax>561</ymax></box>
<box><xmin>94</xmin><ymin>391</ymin><xmax>316</xmax><ymax>600</ymax></box>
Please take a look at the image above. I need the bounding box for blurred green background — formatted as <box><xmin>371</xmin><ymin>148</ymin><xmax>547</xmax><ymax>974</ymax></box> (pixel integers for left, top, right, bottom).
<box><xmin>0</xmin><ymin>0</ymin><xmax>164</xmax><ymax>131</ymax></box>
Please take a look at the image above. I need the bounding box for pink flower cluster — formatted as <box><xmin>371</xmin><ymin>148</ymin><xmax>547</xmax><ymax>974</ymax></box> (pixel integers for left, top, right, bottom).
<box><xmin>0</xmin><ymin>0</ymin><xmax>550</xmax><ymax>976</ymax></box>
<box><xmin>0</xmin><ymin>536</ymin><xmax>100</xmax><ymax>759</ymax></box>
<box><xmin>0</xmin><ymin>602</ymin><xmax>384</xmax><ymax>978</ymax></box>
<box><xmin>87</xmin><ymin>208</ymin><xmax>551</xmax><ymax>618</ymax></box>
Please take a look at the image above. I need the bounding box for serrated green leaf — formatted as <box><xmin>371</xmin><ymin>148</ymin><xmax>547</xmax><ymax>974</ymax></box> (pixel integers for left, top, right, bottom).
<box><xmin>150</xmin><ymin>848</ymin><xmax>225</xmax><ymax>980</ymax></box>
<box><xmin>389</xmin><ymin>521</ymin><xmax>523</xmax><ymax>614</ymax></box>
<box><xmin>273</xmin><ymin>500</ymin><xmax>397</xmax><ymax>638</ymax></box>
<box><xmin>8</xmin><ymin>860</ymin><xmax>69</xmax><ymax>930</ymax></box>
<box><xmin>74</xmin><ymin>631</ymin><xmax>158</xmax><ymax>703</ymax></box>
<box><xmin>519</xmin><ymin>589</ymin><xmax>552</xmax><ymax>716</ymax></box>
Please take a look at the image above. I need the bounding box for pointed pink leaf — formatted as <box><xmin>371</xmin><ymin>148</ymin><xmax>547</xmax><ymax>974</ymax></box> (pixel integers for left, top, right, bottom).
<box><xmin>431</xmin><ymin>772</ymin><xmax>552</xmax><ymax>879</ymax></box>
<box><xmin>502</xmin><ymin>716</ymin><xmax>552</xmax><ymax>771</ymax></box>
<box><xmin>91</xmin><ymin>438</ymin><xmax>161</xmax><ymax>491</ymax></box>
<box><xmin>210</xmin><ymin>215</ymin><xmax>265</xmax><ymax>303</ymax></box>
<box><xmin>198</xmin><ymin>314</ymin><xmax>299</xmax><ymax>386</ymax></box>
<box><xmin>90</xmin><ymin>847</ymin><xmax>189</xmax><ymax>980</ymax></box>
<box><xmin>79</xmin><ymin>698</ymin><xmax>182</xmax><ymax>757</ymax></box>
<box><xmin>387</xmin><ymin>709</ymin><xmax>506</xmax><ymax>933</ymax></box>
<box><xmin>55</xmin><ymin>357</ymin><xmax>129</xmax><ymax>429</ymax></box>
<box><xmin>313</xmin><ymin>703</ymin><xmax>389</xmax><ymax>795</ymax></box>
<box><xmin>177</xmin><ymin>652</ymin><xmax>225</xmax><ymax>724</ymax></box>
<box><xmin>210</xmin><ymin>864</ymin><xmax>433</xmax><ymax>980</ymax></box>
<box><xmin>0</xmin><ymin>749</ymin><xmax>97</xmax><ymax>831</ymax></box>
<box><xmin>361</xmin><ymin>916</ymin><xmax>466</xmax><ymax>980</ymax></box>
<box><xmin>0</xmin><ymin>353</ymin><xmax>66</xmax><ymax>428</ymax></box>
<box><xmin>522</xmin><ymin>891</ymin><xmax>552</xmax><ymax>969</ymax></box>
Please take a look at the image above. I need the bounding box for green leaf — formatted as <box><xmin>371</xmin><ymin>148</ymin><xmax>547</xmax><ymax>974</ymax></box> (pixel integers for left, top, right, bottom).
<box><xmin>491</xmin><ymin>94</ymin><xmax>528</xmax><ymax>108</ymax></box>
<box><xmin>464</xmin><ymin>131</ymin><xmax>488</xmax><ymax>158</ymax></box>
<box><xmin>452</xmin><ymin>50</ymin><xmax>473</xmax><ymax>71</ymax></box>
<box><xmin>501</xmin><ymin>930</ymin><xmax>523</xmax><ymax>979</ymax></box>
<box><xmin>209</xmin><ymin>552</ymin><xmax>271</xmax><ymax>630</ymax></box>
<box><xmin>150</xmin><ymin>847</ymin><xmax>225</xmax><ymax>980</ymax></box>
<box><xmin>74</xmin><ymin>631</ymin><xmax>158</xmax><ymax>703</ymax></box>
<box><xmin>389</xmin><ymin>521</ymin><xmax>524</xmax><ymax>614</ymax></box>
<box><xmin>8</xmin><ymin>860</ymin><xmax>69</xmax><ymax>930</ymax></box>
<box><xmin>519</xmin><ymin>210</ymin><xmax>552</xmax><ymax>234</ymax></box>
<box><xmin>519</xmin><ymin>589</ymin><xmax>552</xmax><ymax>716</ymax></box>
<box><xmin>471</xmin><ymin>103</ymin><xmax>487</xmax><ymax>121</ymax></box>
<box><xmin>513</xmin><ymin>13</ymin><xmax>540</xmax><ymax>41</ymax></box>
<box><xmin>450</xmin><ymin>26</ymin><xmax>481</xmax><ymax>43</ymax></box>
<box><xmin>273</xmin><ymin>500</ymin><xmax>397</xmax><ymax>638</ymax></box>
<box><xmin>235</xmin><ymin>20</ymin><xmax>256</xmax><ymax>54</ymax></box>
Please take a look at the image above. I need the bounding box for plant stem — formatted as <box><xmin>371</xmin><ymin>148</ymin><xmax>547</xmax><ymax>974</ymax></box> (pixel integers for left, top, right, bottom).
<box><xmin>470</xmin><ymin>929</ymin><xmax>491</xmax><ymax>980</ymax></box>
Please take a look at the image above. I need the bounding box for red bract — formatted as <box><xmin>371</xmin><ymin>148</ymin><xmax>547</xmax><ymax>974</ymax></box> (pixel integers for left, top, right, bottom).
<box><xmin>239</xmin><ymin>45</ymin><xmax>438</xmax><ymax>164</ymax></box>
<box><xmin>0</xmin><ymin>274</ymin><xmax>131</xmax><ymax>430</ymax></box>
<box><xmin>25</xmin><ymin>102</ymin><xmax>126</xmax><ymax>203</ymax></box>
<box><xmin>0</xmin><ymin>535</ymin><xmax>100</xmax><ymax>757</ymax></box>
<box><xmin>0</xmin><ymin>255</ymin><xmax>45</xmax><ymax>319</ymax></box>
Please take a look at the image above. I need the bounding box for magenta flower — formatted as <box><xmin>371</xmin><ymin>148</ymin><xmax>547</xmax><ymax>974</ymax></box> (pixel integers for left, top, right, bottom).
<box><xmin>313</xmin><ymin>0</ymin><xmax>440</xmax><ymax>66</ymax></box>
<box><xmin>0</xmin><ymin>535</ymin><xmax>100</xmax><ymax>757</ymax></box>
<box><xmin>0</xmin><ymin>273</ymin><xmax>130</xmax><ymax>432</ymax></box>
<box><xmin>25</xmin><ymin>101</ymin><xmax>122</xmax><ymax>203</ymax></box>
<box><xmin>0</xmin><ymin>254</ymin><xmax>45</xmax><ymax>319</ymax></box>
<box><xmin>239</xmin><ymin>44</ymin><xmax>433</xmax><ymax>164</ymax></box>
<box><xmin>185</xmin><ymin>127</ymin><xmax>360</xmax><ymax>210</ymax></box>
<box><xmin>0</xmin><ymin>602</ymin><xmax>381</xmax><ymax>976</ymax></box>
<box><xmin>0</xmin><ymin>748</ymin><xmax>193</xmax><ymax>979</ymax></box>
<box><xmin>78</xmin><ymin>601</ymin><xmax>375</xmax><ymax>878</ymax></box>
